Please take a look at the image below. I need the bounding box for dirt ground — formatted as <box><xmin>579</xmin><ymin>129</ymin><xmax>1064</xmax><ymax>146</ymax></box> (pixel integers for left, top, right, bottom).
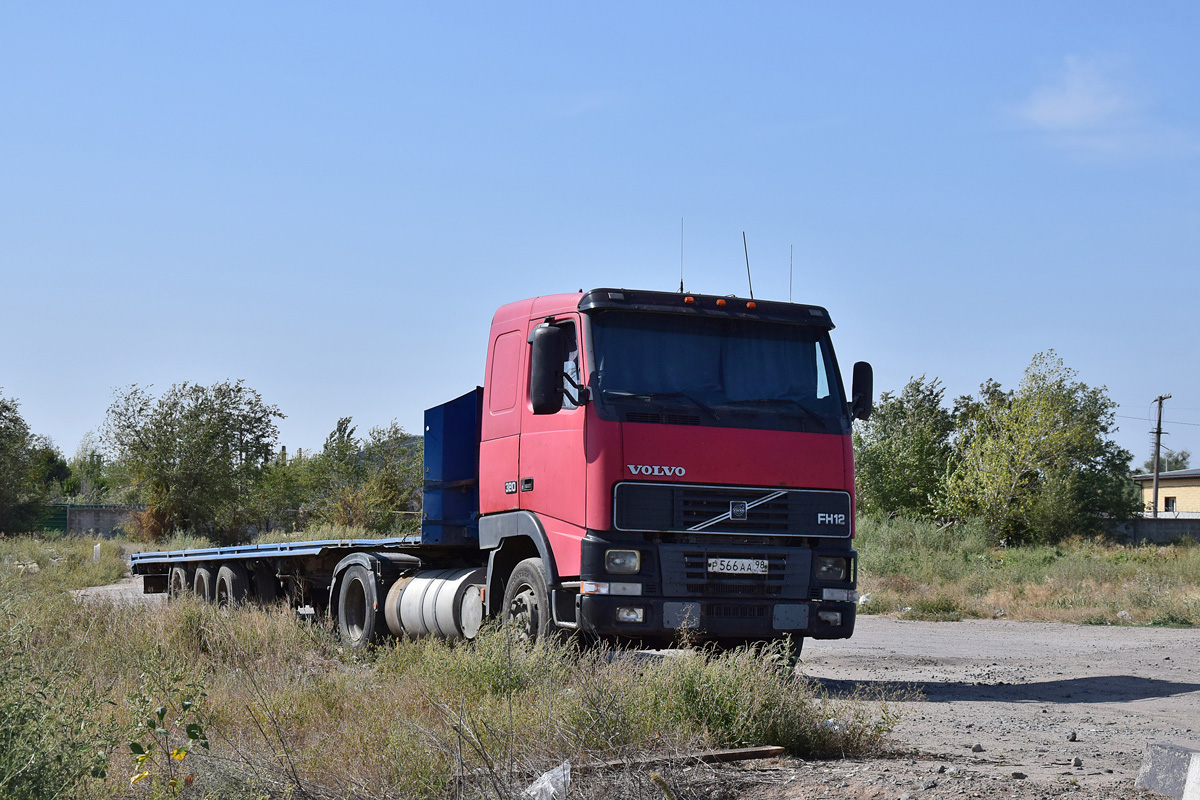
<box><xmin>77</xmin><ymin>581</ymin><xmax>1196</xmax><ymax>798</ymax></box>
<box><xmin>722</xmin><ymin>616</ymin><xmax>1200</xmax><ymax>799</ymax></box>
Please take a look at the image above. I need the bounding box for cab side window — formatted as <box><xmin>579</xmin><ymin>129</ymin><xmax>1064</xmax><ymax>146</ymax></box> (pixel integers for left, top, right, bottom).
<box><xmin>560</xmin><ymin>322</ymin><xmax>581</xmax><ymax>410</ymax></box>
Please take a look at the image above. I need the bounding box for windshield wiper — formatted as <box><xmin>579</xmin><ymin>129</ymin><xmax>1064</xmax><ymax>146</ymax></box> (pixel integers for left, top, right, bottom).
<box><xmin>726</xmin><ymin>398</ymin><xmax>828</xmax><ymax>430</ymax></box>
<box><xmin>601</xmin><ymin>390</ymin><xmax>721</xmax><ymax>421</ymax></box>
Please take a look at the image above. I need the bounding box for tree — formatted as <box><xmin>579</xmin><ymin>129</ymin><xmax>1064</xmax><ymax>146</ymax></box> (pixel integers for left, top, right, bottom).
<box><xmin>26</xmin><ymin>436</ymin><xmax>69</xmax><ymax>499</ymax></box>
<box><xmin>939</xmin><ymin>352</ymin><xmax>1137</xmax><ymax>542</ymax></box>
<box><xmin>305</xmin><ymin>418</ymin><xmax>422</xmax><ymax>534</ymax></box>
<box><xmin>102</xmin><ymin>381</ymin><xmax>283</xmax><ymax>543</ymax></box>
<box><xmin>244</xmin><ymin>447</ymin><xmax>316</xmax><ymax>534</ymax></box>
<box><xmin>0</xmin><ymin>392</ymin><xmax>41</xmax><ymax>533</ymax></box>
<box><xmin>62</xmin><ymin>432</ymin><xmax>111</xmax><ymax>502</ymax></box>
<box><xmin>1141</xmin><ymin>448</ymin><xmax>1191</xmax><ymax>474</ymax></box>
<box><xmin>853</xmin><ymin>376</ymin><xmax>955</xmax><ymax>518</ymax></box>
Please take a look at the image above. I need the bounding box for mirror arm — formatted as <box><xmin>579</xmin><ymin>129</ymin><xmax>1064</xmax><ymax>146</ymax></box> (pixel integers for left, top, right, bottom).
<box><xmin>559</xmin><ymin>372</ymin><xmax>590</xmax><ymax>405</ymax></box>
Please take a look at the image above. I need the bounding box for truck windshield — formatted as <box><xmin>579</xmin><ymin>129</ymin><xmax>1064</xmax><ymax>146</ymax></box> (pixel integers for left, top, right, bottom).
<box><xmin>589</xmin><ymin>311</ymin><xmax>848</xmax><ymax>433</ymax></box>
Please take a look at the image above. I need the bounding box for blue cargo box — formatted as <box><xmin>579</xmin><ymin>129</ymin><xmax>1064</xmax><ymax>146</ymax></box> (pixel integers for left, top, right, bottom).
<box><xmin>421</xmin><ymin>387</ymin><xmax>483</xmax><ymax>546</ymax></box>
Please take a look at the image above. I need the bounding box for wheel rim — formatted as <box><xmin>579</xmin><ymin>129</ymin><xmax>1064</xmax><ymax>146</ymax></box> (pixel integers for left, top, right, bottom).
<box><xmin>508</xmin><ymin>584</ymin><xmax>540</xmax><ymax>641</ymax></box>
<box><xmin>344</xmin><ymin>579</ymin><xmax>368</xmax><ymax>643</ymax></box>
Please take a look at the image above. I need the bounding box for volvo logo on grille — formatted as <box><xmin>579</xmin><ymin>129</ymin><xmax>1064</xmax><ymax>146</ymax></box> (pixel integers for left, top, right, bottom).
<box><xmin>729</xmin><ymin>501</ymin><xmax>748</xmax><ymax>520</ymax></box>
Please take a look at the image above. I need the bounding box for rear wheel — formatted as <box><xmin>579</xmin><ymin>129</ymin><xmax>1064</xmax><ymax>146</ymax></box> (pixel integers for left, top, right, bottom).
<box><xmin>168</xmin><ymin>566</ymin><xmax>189</xmax><ymax>599</ymax></box>
<box><xmin>502</xmin><ymin>558</ymin><xmax>553</xmax><ymax>643</ymax></box>
<box><xmin>337</xmin><ymin>565</ymin><xmax>382</xmax><ymax>648</ymax></box>
<box><xmin>216</xmin><ymin>564</ymin><xmax>249</xmax><ymax>608</ymax></box>
<box><xmin>193</xmin><ymin>566</ymin><xmax>215</xmax><ymax>602</ymax></box>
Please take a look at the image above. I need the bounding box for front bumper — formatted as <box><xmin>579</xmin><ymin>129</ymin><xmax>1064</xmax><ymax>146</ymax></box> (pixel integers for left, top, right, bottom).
<box><xmin>577</xmin><ymin>531</ymin><xmax>857</xmax><ymax>642</ymax></box>
<box><xmin>578</xmin><ymin>595</ymin><xmax>856</xmax><ymax>641</ymax></box>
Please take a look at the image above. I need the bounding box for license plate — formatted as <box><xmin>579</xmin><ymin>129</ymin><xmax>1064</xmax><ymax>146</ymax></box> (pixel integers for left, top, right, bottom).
<box><xmin>707</xmin><ymin>558</ymin><xmax>768</xmax><ymax>575</ymax></box>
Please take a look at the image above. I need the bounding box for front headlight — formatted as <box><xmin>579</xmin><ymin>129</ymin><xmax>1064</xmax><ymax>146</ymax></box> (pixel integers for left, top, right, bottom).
<box><xmin>815</xmin><ymin>556</ymin><xmax>848</xmax><ymax>582</ymax></box>
<box><xmin>605</xmin><ymin>549</ymin><xmax>641</xmax><ymax>574</ymax></box>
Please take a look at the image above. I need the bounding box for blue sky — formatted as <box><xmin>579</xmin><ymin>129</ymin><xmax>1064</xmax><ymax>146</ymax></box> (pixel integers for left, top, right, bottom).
<box><xmin>2</xmin><ymin>2</ymin><xmax>1198</xmax><ymax>466</ymax></box>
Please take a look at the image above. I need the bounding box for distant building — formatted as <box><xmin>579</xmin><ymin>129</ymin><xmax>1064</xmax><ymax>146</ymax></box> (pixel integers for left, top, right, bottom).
<box><xmin>1131</xmin><ymin>468</ymin><xmax>1200</xmax><ymax>517</ymax></box>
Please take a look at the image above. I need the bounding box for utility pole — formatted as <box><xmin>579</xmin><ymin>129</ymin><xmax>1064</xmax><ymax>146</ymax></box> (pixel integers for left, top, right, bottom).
<box><xmin>1152</xmin><ymin>394</ymin><xmax>1172</xmax><ymax>518</ymax></box>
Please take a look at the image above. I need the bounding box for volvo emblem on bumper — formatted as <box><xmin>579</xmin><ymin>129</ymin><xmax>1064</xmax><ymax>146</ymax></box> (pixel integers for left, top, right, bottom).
<box><xmin>729</xmin><ymin>500</ymin><xmax>748</xmax><ymax>520</ymax></box>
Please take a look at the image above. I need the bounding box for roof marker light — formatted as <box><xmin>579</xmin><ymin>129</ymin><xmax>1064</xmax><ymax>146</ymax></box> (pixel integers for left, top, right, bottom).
<box><xmin>684</xmin><ymin>296</ymin><xmax>695</xmax><ymax>305</ymax></box>
<box><xmin>747</xmin><ymin>301</ymin><xmax>757</xmax><ymax>309</ymax></box>
<box><xmin>716</xmin><ymin>298</ymin><xmax>726</xmax><ymax>307</ymax></box>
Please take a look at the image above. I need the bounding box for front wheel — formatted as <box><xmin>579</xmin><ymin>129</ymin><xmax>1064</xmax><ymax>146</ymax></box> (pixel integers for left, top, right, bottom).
<box><xmin>501</xmin><ymin>558</ymin><xmax>553</xmax><ymax>643</ymax></box>
<box><xmin>337</xmin><ymin>565</ymin><xmax>382</xmax><ymax>648</ymax></box>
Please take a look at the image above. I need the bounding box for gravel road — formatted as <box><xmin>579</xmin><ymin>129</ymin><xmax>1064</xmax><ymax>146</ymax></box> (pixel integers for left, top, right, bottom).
<box><xmin>76</xmin><ymin>580</ymin><xmax>1195</xmax><ymax>798</ymax></box>
<box><xmin>745</xmin><ymin>616</ymin><xmax>1200</xmax><ymax>799</ymax></box>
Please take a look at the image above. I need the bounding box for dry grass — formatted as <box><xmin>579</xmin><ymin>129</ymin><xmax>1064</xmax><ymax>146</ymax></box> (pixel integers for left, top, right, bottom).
<box><xmin>0</xmin><ymin>534</ymin><xmax>899</xmax><ymax>800</ymax></box>
<box><xmin>856</xmin><ymin>517</ymin><xmax>1200</xmax><ymax>625</ymax></box>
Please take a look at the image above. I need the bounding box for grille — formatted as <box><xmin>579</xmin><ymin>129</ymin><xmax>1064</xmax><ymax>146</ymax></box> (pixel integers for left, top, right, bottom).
<box><xmin>705</xmin><ymin>604</ymin><xmax>767</xmax><ymax>618</ymax></box>
<box><xmin>681</xmin><ymin>491</ymin><xmax>790</xmax><ymax>532</ymax></box>
<box><xmin>688</xmin><ymin>583</ymin><xmax>783</xmax><ymax>596</ymax></box>
<box><xmin>614</xmin><ymin>482</ymin><xmax>852</xmax><ymax>537</ymax></box>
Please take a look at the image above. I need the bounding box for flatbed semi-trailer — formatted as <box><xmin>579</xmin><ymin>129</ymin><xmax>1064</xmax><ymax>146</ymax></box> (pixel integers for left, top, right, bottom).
<box><xmin>132</xmin><ymin>286</ymin><xmax>873</xmax><ymax>650</ymax></box>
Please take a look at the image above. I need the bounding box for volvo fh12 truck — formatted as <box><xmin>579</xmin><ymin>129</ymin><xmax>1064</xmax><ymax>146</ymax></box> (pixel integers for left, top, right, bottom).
<box><xmin>132</xmin><ymin>287</ymin><xmax>873</xmax><ymax>650</ymax></box>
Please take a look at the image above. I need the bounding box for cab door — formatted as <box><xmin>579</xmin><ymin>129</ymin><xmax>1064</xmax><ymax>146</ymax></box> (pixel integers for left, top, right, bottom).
<box><xmin>519</xmin><ymin>314</ymin><xmax>588</xmax><ymax>544</ymax></box>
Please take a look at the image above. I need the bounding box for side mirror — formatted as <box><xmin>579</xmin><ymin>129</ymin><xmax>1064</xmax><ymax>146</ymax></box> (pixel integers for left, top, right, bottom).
<box><xmin>850</xmin><ymin>361</ymin><xmax>873</xmax><ymax>421</ymax></box>
<box><xmin>529</xmin><ymin>324</ymin><xmax>566</xmax><ymax>415</ymax></box>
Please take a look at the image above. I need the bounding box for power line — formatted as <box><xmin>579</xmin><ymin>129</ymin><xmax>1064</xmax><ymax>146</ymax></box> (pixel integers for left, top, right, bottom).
<box><xmin>1115</xmin><ymin>414</ymin><xmax>1200</xmax><ymax>428</ymax></box>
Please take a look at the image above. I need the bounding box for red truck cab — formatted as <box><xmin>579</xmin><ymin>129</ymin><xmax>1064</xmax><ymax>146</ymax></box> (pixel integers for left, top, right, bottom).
<box><xmin>477</xmin><ymin>287</ymin><xmax>872</xmax><ymax>648</ymax></box>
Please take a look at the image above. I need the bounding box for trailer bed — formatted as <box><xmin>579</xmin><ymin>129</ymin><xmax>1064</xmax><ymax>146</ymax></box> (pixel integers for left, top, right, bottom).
<box><xmin>129</xmin><ymin>536</ymin><xmax>422</xmax><ymax>573</ymax></box>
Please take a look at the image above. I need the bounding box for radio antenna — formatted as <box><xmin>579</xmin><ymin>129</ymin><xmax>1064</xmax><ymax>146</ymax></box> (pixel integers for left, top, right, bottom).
<box><xmin>789</xmin><ymin>244</ymin><xmax>793</xmax><ymax>302</ymax></box>
<box><xmin>742</xmin><ymin>231</ymin><xmax>754</xmax><ymax>299</ymax></box>
<box><xmin>679</xmin><ymin>217</ymin><xmax>685</xmax><ymax>292</ymax></box>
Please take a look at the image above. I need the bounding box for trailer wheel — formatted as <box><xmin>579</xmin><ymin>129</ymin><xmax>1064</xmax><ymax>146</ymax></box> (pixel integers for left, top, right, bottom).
<box><xmin>502</xmin><ymin>558</ymin><xmax>552</xmax><ymax>643</ymax></box>
<box><xmin>168</xmin><ymin>566</ymin><xmax>190</xmax><ymax>599</ymax></box>
<box><xmin>216</xmin><ymin>564</ymin><xmax>250</xmax><ymax>608</ymax></box>
<box><xmin>337</xmin><ymin>565</ymin><xmax>382</xmax><ymax>648</ymax></box>
<box><xmin>193</xmin><ymin>566</ymin><xmax>216</xmax><ymax>602</ymax></box>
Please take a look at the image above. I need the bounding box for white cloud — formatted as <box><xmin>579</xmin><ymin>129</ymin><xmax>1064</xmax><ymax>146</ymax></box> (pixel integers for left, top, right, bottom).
<box><xmin>1020</xmin><ymin>56</ymin><xmax>1132</xmax><ymax>131</ymax></box>
<box><xmin>1016</xmin><ymin>56</ymin><xmax>1198</xmax><ymax>159</ymax></box>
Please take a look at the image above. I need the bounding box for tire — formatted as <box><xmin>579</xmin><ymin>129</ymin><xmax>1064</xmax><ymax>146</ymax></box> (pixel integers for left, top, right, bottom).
<box><xmin>193</xmin><ymin>566</ymin><xmax>216</xmax><ymax>602</ymax></box>
<box><xmin>252</xmin><ymin>565</ymin><xmax>279</xmax><ymax>604</ymax></box>
<box><xmin>337</xmin><ymin>565</ymin><xmax>383</xmax><ymax>648</ymax></box>
<box><xmin>501</xmin><ymin>557</ymin><xmax>553</xmax><ymax>643</ymax></box>
<box><xmin>216</xmin><ymin>564</ymin><xmax>250</xmax><ymax>608</ymax></box>
<box><xmin>168</xmin><ymin>566</ymin><xmax>190</xmax><ymax>599</ymax></box>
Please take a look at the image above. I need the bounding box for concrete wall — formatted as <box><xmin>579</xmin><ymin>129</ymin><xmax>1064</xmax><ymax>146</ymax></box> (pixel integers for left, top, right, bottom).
<box><xmin>1107</xmin><ymin>517</ymin><xmax>1200</xmax><ymax>544</ymax></box>
<box><xmin>66</xmin><ymin>506</ymin><xmax>139</xmax><ymax>538</ymax></box>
